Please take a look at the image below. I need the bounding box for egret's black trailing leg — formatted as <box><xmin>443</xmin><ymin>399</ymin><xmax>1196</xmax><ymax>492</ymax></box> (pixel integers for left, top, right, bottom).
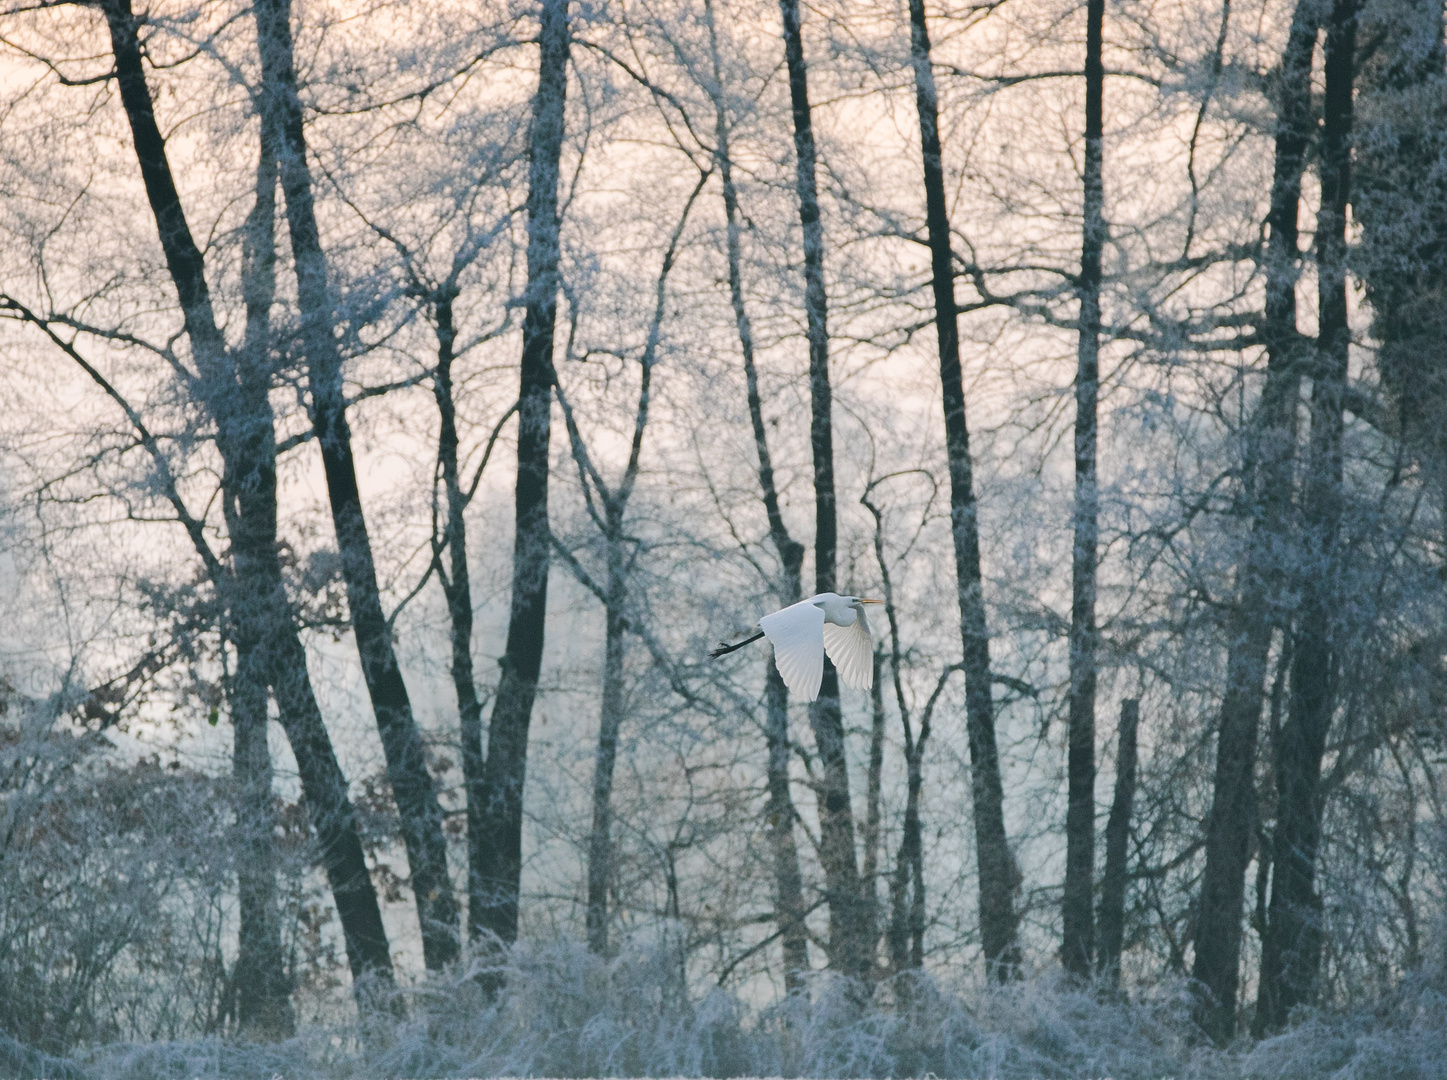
<box><xmin>710</xmin><ymin>631</ymin><xmax>765</xmax><ymax>659</ymax></box>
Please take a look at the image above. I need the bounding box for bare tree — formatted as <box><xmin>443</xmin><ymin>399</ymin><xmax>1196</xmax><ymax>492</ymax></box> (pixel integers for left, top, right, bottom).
<box><xmin>475</xmin><ymin>0</ymin><xmax>571</xmax><ymax>951</ymax></box>
<box><xmin>905</xmin><ymin>0</ymin><xmax>1020</xmax><ymax>978</ymax></box>
<box><xmin>777</xmin><ymin>0</ymin><xmax>869</xmax><ymax>983</ymax></box>
<box><xmin>702</xmin><ymin>0</ymin><xmax>810</xmax><ymax>989</ymax></box>
<box><xmin>1062</xmin><ymin>0</ymin><xmax>1105</xmax><ymax>981</ymax></box>
<box><xmin>226</xmin><ymin>109</ymin><xmax>294</xmax><ymax>1042</ymax></box>
<box><xmin>89</xmin><ymin>0</ymin><xmax>396</xmax><ymax>996</ymax></box>
<box><xmin>1257</xmin><ymin>0</ymin><xmax>1360</xmax><ymax>1033</ymax></box>
<box><xmin>1192</xmin><ymin>0</ymin><xmax>1320</xmax><ymax>1041</ymax></box>
<box><xmin>552</xmin><ymin>169</ymin><xmax>707</xmax><ymax>955</ymax></box>
<box><xmin>863</xmin><ymin>475</ymin><xmax>955</xmax><ymax>977</ymax></box>
<box><xmin>253</xmin><ymin>0</ymin><xmax>460</xmax><ymax>970</ymax></box>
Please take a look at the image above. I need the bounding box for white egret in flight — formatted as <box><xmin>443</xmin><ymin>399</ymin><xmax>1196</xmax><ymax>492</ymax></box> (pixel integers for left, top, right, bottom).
<box><xmin>709</xmin><ymin>593</ymin><xmax>884</xmax><ymax>701</ymax></box>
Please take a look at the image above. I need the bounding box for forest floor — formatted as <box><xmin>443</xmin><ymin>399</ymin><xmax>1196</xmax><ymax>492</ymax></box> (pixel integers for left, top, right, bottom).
<box><xmin>13</xmin><ymin>940</ymin><xmax>1445</xmax><ymax>1080</ymax></box>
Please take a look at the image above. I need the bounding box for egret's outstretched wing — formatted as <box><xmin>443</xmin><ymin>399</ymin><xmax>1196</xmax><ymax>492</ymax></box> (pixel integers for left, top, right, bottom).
<box><xmin>759</xmin><ymin>600</ymin><xmax>826</xmax><ymax>701</ymax></box>
<box><xmin>822</xmin><ymin>608</ymin><xmax>873</xmax><ymax>692</ymax></box>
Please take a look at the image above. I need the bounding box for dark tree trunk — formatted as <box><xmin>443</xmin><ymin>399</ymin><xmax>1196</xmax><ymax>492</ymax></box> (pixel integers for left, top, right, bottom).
<box><xmin>228</xmin><ymin>122</ymin><xmax>294</xmax><ymax>1040</ymax></box>
<box><xmin>704</xmin><ymin>0</ymin><xmax>812</xmax><ymax>988</ymax></box>
<box><xmin>1063</xmin><ymin>0</ymin><xmax>1105</xmax><ymax>981</ymax></box>
<box><xmin>267</xmin><ymin>615</ymin><xmax>396</xmax><ymax>985</ymax></box>
<box><xmin>474</xmin><ymin>0</ymin><xmax>570</xmax><ymax>949</ymax></box>
<box><xmin>99</xmin><ymin>0</ymin><xmax>394</xmax><ymax>991</ymax></box>
<box><xmin>1257</xmin><ymin>0</ymin><xmax>1358</xmax><ymax>1033</ymax></box>
<box><xmin>1191</xmin><ymin>0</ymin><xmax>1318</xmax><ymax>1041</ymax></box>
<box><xmin>1095</xmin><ymin>698</ymin><xmax>1138</xmax><ymax>988</ymax></box>
<box><xmin>1355</xmin><ymin>3</ymin><xmax>1447</xmax><ymax>494</ymax></box>
<box><xmin>253</xmin><ymin>0</ymin><xmax>459</xmax><ymax>971</ymax></box>
<box><xmin>430</xmin><ymin>295</ymin><xmax>490</xmax><ymax>945</ymax></box>
<box><xmin>230</xmin><ymin>638</ymin><xmax>294</xmax><ymax>1039</ymax></box>
<box><xmin>778</xmin><ymin>0</ymin><xmax>869</xmax><ymax>983</ymax></box>
<box><xmin>906</xmin><ymin>0</ymin><xmax>1020</xmax><ymax>979</ymax></box>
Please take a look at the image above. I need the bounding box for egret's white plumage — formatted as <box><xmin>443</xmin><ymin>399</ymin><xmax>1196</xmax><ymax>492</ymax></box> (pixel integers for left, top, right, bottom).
<box><xmin>756</xmin><ymin>592</ymin><xmax>880</xmax><ymax>701</ymax></box>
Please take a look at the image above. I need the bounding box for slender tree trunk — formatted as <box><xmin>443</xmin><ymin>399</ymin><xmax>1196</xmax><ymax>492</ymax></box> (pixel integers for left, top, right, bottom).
<box><xmin>267</xmin><ymin>614</ymin><xmax>396</xmax><ymax>985</ymax></box>
<box><xmin>861</xmin><ymin>650</ymin><xmax>886</xmax><ymax>971</ymax></box>
<box><xmin>1096</xmin><ymin>698</ymin><xmax>1139</xmax><ymax>988</ymax></box>
<box><xmin>704</xmin><ymin>0</ymin><xmax>810</xmax><ymax>987</ymax></box>
<box><xmin>474</xmin><ymin>0</ymin><xmax>570</xmax><ymax>949</ymax></box>
<box><xmin>574</xmin><ymin>173</ymin><xmax>698</xmax><ymax>956</ymax></box>
<box><xmin>99</xmin><ymin>0</ymin><xmax>394</xmax><ymax>990</ymax></box>
<box><xmin>889</xmin><ymin>730</ymin><xmax>926</xmax><ymax>975</ymax></box>
<box><xmin>1257</xmin><ymin>0</ymin><xmax>1357</xmax><ymax>1032</ymax></box>
<box><xmin>228</xmin><ymin>123</ymin><xmax>294</xmax><ymax>1040</ymax></box>
<box><xmin>253</xmin><ymin>0</ymin><xmax>459</xmax><ymax>971</ymax></box>
<box><xmin>867</xmin><ymin>491</ymin><xmax>938</xmax><ymax>980</ymax></box>
<box><xmin>1063</xmin><ymin>0</ymin><xmax>1105</xmax><ymax>981</ymax></box>
<box><xmin>906</xmin><ymin>0</ymin><xmax>1021</xmax><ymax>979</ymax></box>
<box><xmin>586</xmin><ymin>537</ymin><xmax>627</xmax><ymax>955</ymax></box>
<box><xmin>1191</xmin><ymin>0</ymin><xmax>1318</xmax><ymax>1041</ymax></box>
<box><xmin>765</xmin><ymin>664</ymin><xmax>812</xmax><ymax>987</ymax></box>
<box><xmin>778</xmin><ymin>0</ymin><xmax>868</xmax><ymax>983</ymax></box>
<box><xmin>430</xmin><ymin>295</ymin><xmax>491</xmax><ymax>946</ymax></box>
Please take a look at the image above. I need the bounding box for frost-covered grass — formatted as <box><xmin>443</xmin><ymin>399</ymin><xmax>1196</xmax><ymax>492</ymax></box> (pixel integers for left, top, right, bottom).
<box><xmin>38</xmin><ymin>939</ymin><xmax>1447</xmax><ymax>1080</ymax></box>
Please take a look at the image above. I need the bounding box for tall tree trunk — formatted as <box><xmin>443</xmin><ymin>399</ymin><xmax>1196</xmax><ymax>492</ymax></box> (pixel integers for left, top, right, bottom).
<box><xmin>1257</xmin><ymin>0</ymin><xmax>1357</xmax><ymax>1032</ymax></box>
<box><xmin>778</xmin><ymin>0</ymin><xmax>869</xmax><ymax>983</ymax></box>
<box><xmin>99</xmin><ymin>0</ymin><xmax>394</xmax><ymax>990</ymax></box>
<box><xmin>474</xmin><ymin>0</ymin><xmax>570</xmax><ymax>948</ymax></box>
<box><xmin>1063</xmin><ymin>0</ymin><xmax>1105</xmax><ymax>981</ymax></box>
<box><xmin>1191</xmin><ymin>0</ymin><xmax>1318</xmax><ymax>1041</ymax></box>
<box><xmin>906</xmin><ymin>0</ymin><xmax>1021</xmax><ymax>978</ymax></box>
<box><xmin>1095</xmin><ymin>698</ymin><xmax>1139</xmax><ymax>988</ymax></box>
<box><xmin>253</xmin><ymin>0</ymin><xmax>459</xmax><ymax>971</ymax></box>
<box><xmin>704</xmin><ymin>0</ymin><xmax>810</xmax><ymax>987</ymax></box>
<box><xmin>430</xmin><ymin>294</ymin><xmax>490</xmax><ymax>945</ymax></box>
<box><xmin>227</xmin><ymin>122</ymin><xmax>294</xmax><ymax>1040</ymax></box>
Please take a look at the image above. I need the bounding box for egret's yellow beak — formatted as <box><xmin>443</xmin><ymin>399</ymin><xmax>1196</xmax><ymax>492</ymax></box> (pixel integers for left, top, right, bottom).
<box><xmin>860</xmin><ymin>598</ymin><xmax>884</xmax><ymax>604</ymax></box>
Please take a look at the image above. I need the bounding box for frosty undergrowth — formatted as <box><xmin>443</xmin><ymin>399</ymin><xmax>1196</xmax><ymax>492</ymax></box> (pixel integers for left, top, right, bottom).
<box><xmin>21</xmin><ymin>937</ymin><xmax>1441</xmax><ymax>1080</ymax></box>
